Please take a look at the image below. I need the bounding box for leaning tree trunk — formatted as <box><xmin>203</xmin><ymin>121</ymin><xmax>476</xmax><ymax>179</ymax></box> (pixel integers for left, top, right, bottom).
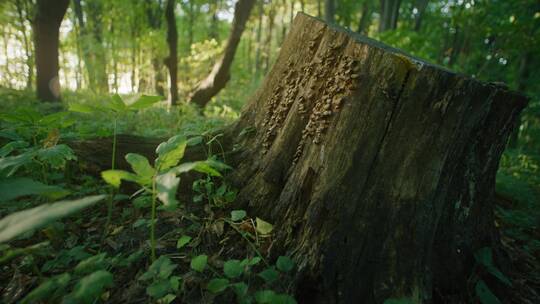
<box><xmin>189</xmin><ymin>0</ymin><xmax>255</xmax><ymax>108</ymax></box>
<box><xmin>33</xmin><ymin>0</ymin><xmax>70</xmax><ymax>102</ymax></box>
<box><xmin>71</xmin><ymin>14</ymin><xmax>527</xmax><ymax>303</ymax></box>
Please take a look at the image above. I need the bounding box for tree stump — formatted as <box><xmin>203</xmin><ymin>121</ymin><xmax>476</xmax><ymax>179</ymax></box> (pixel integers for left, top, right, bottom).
<box><xmin>222</xmin><ymin>13</ymin><xmax>527</xmax><ymax>303</ymax></box>
<box><xmin>71</xmin><ymin>13</ymin><xmax>527</xmax><ymax>303</ymax></box>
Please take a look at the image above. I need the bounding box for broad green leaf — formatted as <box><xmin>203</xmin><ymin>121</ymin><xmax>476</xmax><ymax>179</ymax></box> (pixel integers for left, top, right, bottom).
<box><xmin>156</xmin><ymin>172</ymin><xmax>180</xmax><ymax>209</ymax></box>
<box><xmin>255</xmin><ymin>290</ymin><xmax>277</xmax><ymax>303</ymax></box>
<box><xmin>74</xmin><ymin>253</ymin><xmax>109</xmax><ymax>275</ymax></box>
<box><xmin>0</xmin><ymin>178</ymin><xmax>69</xmax><ymax>202</ymax></box>
<box><xmin>125</xmin><ymin>153</ymin><xmax>154</xmax><ymax>184</ymax></box>
<box><xmin>231</xmin><ymin>282</ymin><xmax>248</xmax><ymax>297</ymax></box>
<box><xmin>187</xmin><ymin>136</ymin><xmax>203</xmax><ymax>146</ymax></box>
<box><xmin>256</xmin><ymin>217</ymin><xmax>274</xmax><ymax>235</ymax></box>
<box><xmin>69</xmin><ymin>103</ymin><xmax>97</xmax><ymax>114</ymax></box>
<box><xmin>101</xmin><ymin>170</ymin><xmax>140</xmax><ymax>188</ymax></box>
<box><xmin>475</xmin><ymin>280</ymin><xmax>501</xmax><ymax>304</ymax></box>
<box><xmin>276</xmin><ymin>256</ymin><xmax>295</xmax><ymax>272</ymax></box>
<box><xmin>190</xmin><ymin>254</ymin><xmax>207</xmax><ymax>272</ymax></box>
<box><xmin>37</xmin><ymin>144</ymin><xmax>77</xmax><ymax>169</ymax></box>
<box><xmin>176</xmin><ymin>235</ymin><xmax>192</xmax><ymax>249</ymax></box>
<box><xmin>20</xmin><ymin>273</ymin><xmax>71</xmax><ymax>304</ymax></box>
<box><xmin>0</xmin><ymin>195</ymin><xmax>106</xmax><ymax>243</ymax></box>
<box><xmin>139</xmin><ymin>256</ymin><xmax>177</xmax><ymax>281</ymax></box>
<box><xmin>207</xmin><ymin>278</ymin><xmax>229</xmax><ymax>294</ymax></box>
<box><xmin>168</xmin><ymin>160</ymin><xmax>222</xmax><ymax>177</ymax></box>
<box><xmin>106</xmin><ymin>94</ymin><xmax>127</xmax><ymax>112</ymax></box>
<box><xmin>155</xmin><ymin>135</ymin><xmax>187</xmax><ymax>171</ymax></box>
<box><xmin>223</xmin><ymin>259</ymin><xmax>243</xmax><ymax>279</ymax></box>
<box><xmin>231</xmin><ymin>210</ymin><xmax>247</xmax><ymax>222</ymax></box>
<box><xmin>63</xmin><ymin>270</ymin><xmax>113</xmax><ymax>304</ymax></box>
<box><xmin>0</xmin><ymin>150</ymin><xmax>34</xmax><ymax>178</ymax></box>
<box><xmin>146</xmin><ymin>279</ymin><xmax>170</xmax><ymax>298</ymax></box>
<box><xmin>0</xmin><ymin>140</ymin><xmax>28</xmax><ymax>157</ymax></box>
<box><xmin>474</xmin><ymin>247</ymin><xmax>512</xmax><ymax>286</ymax></box>
<box><xmin>129</xmin><ymin>95</ymin><xmax>163</xmax><ymax>110</ymax></box>
<box><xmin>258</xmin><ymin>267</ymin><xmax>279</xmax><ymax>284</ymax></box>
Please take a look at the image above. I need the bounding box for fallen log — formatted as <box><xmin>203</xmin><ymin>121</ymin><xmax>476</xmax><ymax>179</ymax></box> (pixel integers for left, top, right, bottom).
<box><xmin>72</xmin><ymin>13</ymin><xmax>528</xmax><ymax>303</ymax></box>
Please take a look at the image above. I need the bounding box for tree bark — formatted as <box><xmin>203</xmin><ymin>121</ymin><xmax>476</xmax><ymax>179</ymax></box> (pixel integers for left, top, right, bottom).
<box><xmin>379</xmin><ymin>0</ymin><xmax>401</xmax><ymax>32</ymax></box>
<box><xmin>71</xmin><ymin>14</ymin><xmax>527</xmax><ymax>303</ymax></box>
<box><xmin>188</xmin><ymin>0</ymin><xmax>255</xmax><ymax>108</ymax></box>
<box><xmin>33</xmin><ymin>0</ymin><xmax>70</xmax><ymax>102</ymax></box>
<box><xmin>164</xmin><ymin>0</ymin><xmax>178</xmax><ymax>105</ymax></box>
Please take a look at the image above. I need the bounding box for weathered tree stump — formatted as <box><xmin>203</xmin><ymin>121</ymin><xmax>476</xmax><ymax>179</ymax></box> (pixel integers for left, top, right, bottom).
<box><xmin>72</xmin><ymin>13</ymin><xmax>527</xmax><ymax>303</ymax></box>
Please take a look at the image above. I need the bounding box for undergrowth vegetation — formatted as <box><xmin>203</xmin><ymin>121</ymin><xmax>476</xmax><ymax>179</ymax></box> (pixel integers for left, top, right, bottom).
<box><xmin>0</xmin><ymin>88</ymin><xmax>297</xmax><ymax>303</ymax></box>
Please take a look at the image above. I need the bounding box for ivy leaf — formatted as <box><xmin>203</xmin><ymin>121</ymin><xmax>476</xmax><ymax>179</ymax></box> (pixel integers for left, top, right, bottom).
<box><xmin>231</xmin><ymin>210</ymin><xmax>247</xmax><ymax>222</ymax></box>
<box><xmin>63</xmin><ymin>270</ymin><xmax>113</xmax><ymax>304</ymax></box>
<box><xmin>0</xmin><ymin>195</ymin><xmax>106</xmax><ymax>243</ymax></box>
<box><xmin>125</xmin><ymin>153</ymin><xmax>154</xmax><ymax>184</ymax></box>
<box><xmin>128</xmin><ymin>95</ymin><xmax>163</xmax><ymax>110</ymax></box>
<box><xmin>255</xmin><ymin>217</ymin><xmax>273</xmax><ymax>235</ymax></box>
<box><xmin>207</xmin><ymin>278</ymin><xmax>229</xmax><ymax>294</ymax></box>
<box><xmin>190</xmin><ymin>255</ymin><xmax>208</xmax><ymax>272</ymax></box>
<box><xmin>156</xmin><ymin>172</ymin><xmax>180</xmax><ymax>210</ymax></box>
<box><xmin>258</xmin><ymin>267</ymin><xmax>279</xmax><ymax>284</ymax></box>
<box><xmin>0</xmin><ymin>177</ymin><xmax>69</xmax><ymax>202</ymax></box>
<box><xmin>176</xmin><ymin>235</ymin><xmax>192</xmax><ymax>249</ymax></box>
<box><xmin>276</xmin><ymin>256</ymin><xmax>295</xmax><ymax>272</ymax></box>
<box><xmin>223</xmin><ymin>259</ymin><xmax>243</xmax><ymax>279</ymax></box>
<box><xmin>475</xmin><ymin>280</ymin><xmax>501</xmax><ymax>304</ymax></box>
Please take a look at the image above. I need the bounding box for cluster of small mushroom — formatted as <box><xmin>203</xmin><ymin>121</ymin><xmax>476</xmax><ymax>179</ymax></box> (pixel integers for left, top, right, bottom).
<box><xmin>292</xmin><ymin>53</ymin><xmax>360</xmax><ymax>164</ymax></box>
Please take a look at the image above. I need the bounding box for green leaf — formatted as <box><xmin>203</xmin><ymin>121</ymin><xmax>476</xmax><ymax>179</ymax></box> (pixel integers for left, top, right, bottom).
<box><xmin>20</xmin><ymin>273</ymin><xmax>71</xmax><ymax>304</ymax></box>
<box><xmin>146</xmin><ymin>279</ymin><xmax>170</xmax><ymax>298</ymax></box>
<box><xmin>0</xmin><ymin>178</ymin><xmax>69</xmax><ymax>202</ymax></box>
<box><xmin>101</xmin><ymin>170</ymin><xmax>140</xmax><ymax>188</ymax></box>
<box><xmin>255</xmin><ymin>290</ymin><xmax>277</xmax><ymax>303</ymax></box>
<box><xmin>256</xmin><ymin>217</ymin><xmax>273</xmax><ymax>235</ymax></box>
<box><xmin>207</xmin><ymin>278</ymin><xmax>230</xmax><ymax>294</ymax></box>
<box><xmin>0</xmin><ymin>140</ymin><xmax>28</xmax><ymax>157</ymax></box>
<box><xmin>168</xmin><ymin>160</ymin><xmax>222</xmax><ymax>177</ymax></box>
<box><xmin>223</xmin><ymin>259</ymin><xmax>244</xmax><ymax>278</ymax></box>
<box><xmin>107</xmin><ymin>94</ymin><xmax>127</xmax><ymax>112</ymax></box>
<box><xmin>155</xmin><ymin>135</ymin><xmax>187</xmax><ymax>172</ymax></box>
<box><xmin>63</xmin><ymin>270</ymin><xmax>113</xmax><ymax>304</ymax></box>
<box><xmin>176</xmin><ymin>235</ymin><xmax>192</xmax><ymax>249</ymax></box>
<box><xmin>128</xmin><ymin>95</ymin><xmax>163</xmax><ymax>110</ymax></box>
<box><xmin>37</xmin><ymin>144</ymin><xmax>77</xmax><ymax>169</ymax></box>
<box><xmin>125</xmin><ymin>153</ymin><xmax>154</xmax><ymax>184</ymax></box>
<box><xmin>474</xmin><ymin>247</ymin><xmax>512</xmax><ymax>286</ymax></box>
<box><xmin>231</xmin><ymin>282</ymin><xmax>248</xmax><ymax>297</ymax></box>
<box><xmin>258</xmin><ymin>267</ymin><xmax>279</xmax><ymax>284</ymax></box>
<box><xmin>74</xmin><ymin>253</ymin><xmax>109</xmax><ymax>275</ymax></box>
<box><xmin>231</xmin><ymin>210</ymin><xmax>247</xmax><ymax>222</ymax></box>
<box><xmin>190</xmin><ymin>254</ymin><xmax>207</xmax><ymax>272</ymax></box>
<box><xmin>0</xmin><ymin>195</ymin><xmax>106</xmax><ymax>243</ymax></box>
<box><xmin>156</xmin><ymin>171</ymin><xmax>180</xmax><ymax>209</ymax></box>
<box><xmin>276</xmin><ymin>256</ymin><xmax>295</xmax><ymax>272</ymax></box>
<box><xmin>475</xmin><ymin>280</ymin><xmax>502</xmax><ymax>304</ymax></box>
<box><xmin>68</xmin><ymin>103</ymin><xmax>96</xmax><ymax>114</ymax></box>
<box><xmin>140</xmin><ymin>256</ymin><xmax>177</xmax><ymax>281</ymax></box>
<box><xmin>0</xmin><ymin>150</ymin><xmax>35</xmax><ymax>178</ymax></box>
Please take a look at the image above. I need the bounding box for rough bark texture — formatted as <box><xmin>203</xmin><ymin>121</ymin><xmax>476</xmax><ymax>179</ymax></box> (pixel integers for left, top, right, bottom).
<box><xmin>164</xmin><ymin>0</ymin><xmax>178</xmax><ymax>105</ymax></box>
<box><xmin>189</xmin><ymin>0</ymin><xmax>255</xmax><ymax>108</ymax></box>
<box><xmin>33</xmin><ymin>0</ymin><xmax>70</xmax><ymax>102</ymax></box>
<box><xmin>72</xmin><ymin>14</ymin><xmax>527</xmax><ymax>303</ymax></box>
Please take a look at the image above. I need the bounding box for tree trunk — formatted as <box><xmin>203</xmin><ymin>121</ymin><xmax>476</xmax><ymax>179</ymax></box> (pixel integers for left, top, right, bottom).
<box><xmin>188</xmin><ymin>0</ymin><xmax>255</xmax><ymax>108</ymax></box>
<box><xmin>164</xmin><ymin>0</ymin><xmax>178</xmax><ymax>105</ymax></box>
<box><xmin>379</xmin><ymin>0</ymin><xmax>401</xmax><ymax>32</ymax></box>
<box><xmin>254</xmin><ymin>0</ymin><xmax>263</xmax><ymax>77</ymax></box>
<box><xmin>324</xmin><ymin>0</ymin><xmax>335</xmax><ymax>23</ymax></box>
<box><xmin>71</xmin><ymin>14</ymin><xmax>527</xmax><ymax>303</ymax></box>
<box><xmin>33</xmin><ymin>0</ymin><xmax>70</xmax><ymax>102</ymax></box>
<box><xmin>357</xmin><ymin>0</ymin><xmax>372</xmax><ymax>34</ymax></box>
<box><xmin>15</xmin><ymin>0</ymin><xmax>34</xmax><ymax>89</ymax></box>
<box><xmin>413</xmin><ymin>0</ymin><xmax>429</xmax><ymax>31</ymax></box>
<box><xmin>263</xmin><ymin>3</ymin><xmax>276</xmax><ymax>74</ymax></box>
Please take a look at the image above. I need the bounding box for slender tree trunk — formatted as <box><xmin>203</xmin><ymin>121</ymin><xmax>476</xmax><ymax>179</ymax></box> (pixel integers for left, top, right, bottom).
<box><xmin>255</xmin><ymin>1</ymin><xmax>263</xmax><ymax>77</ymax></box>
<box><xmin>379</xmin><ymin>0</ymin><xmax>402</xmax><ymax>32</ymax></box>
<box><xmin>210</xmin><ymin>0</ymin><xmax>219</xmax><ymax>40</ymax></box>
<box><xmin>357</xmin><ymin>0</ymin><xmax>372</xmax><ymax>34</ymax></box>
<box><xmin>324</xmin><ymin>0</ymin><xmax>335</xmax><ymax>23</ymax></box>
<box><xmin>317</xmin><ymin>0</ymin><xmax>322</xmax><ymax>18</ymax></box>
<box><xmin>189</xmin><ymin>0</ymin><xmax>255</xmax><ymax>107</ymax></box>
<box><xmin>15</xmin><ymin>0</ymin><xmax>33</xmax><ymax>89</ymax></box>
<box><xmin>264</xmin><ymin>4</ymin><xmax>276</xmax><ymax>74</ymax></box>
<box><xmin>413</xmin><ymin>0</ymin><xmax>429</xmax><ymax>31</ymax></box>
<box><xmin>33</xmin><ymin>0</ymin><xmax>70</xmax><ymax>101</ymax></box>
<box><xmin>164</xmin><ymin>0</ymin><xmax>178</xmax><ymax>105</ymax></box>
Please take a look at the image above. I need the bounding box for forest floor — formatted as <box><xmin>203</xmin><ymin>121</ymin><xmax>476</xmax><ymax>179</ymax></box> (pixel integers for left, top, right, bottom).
<box><xmin>0</xmin><ymin>88</ymin><xmax>539</xmax><ymax>303</ymax></box>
